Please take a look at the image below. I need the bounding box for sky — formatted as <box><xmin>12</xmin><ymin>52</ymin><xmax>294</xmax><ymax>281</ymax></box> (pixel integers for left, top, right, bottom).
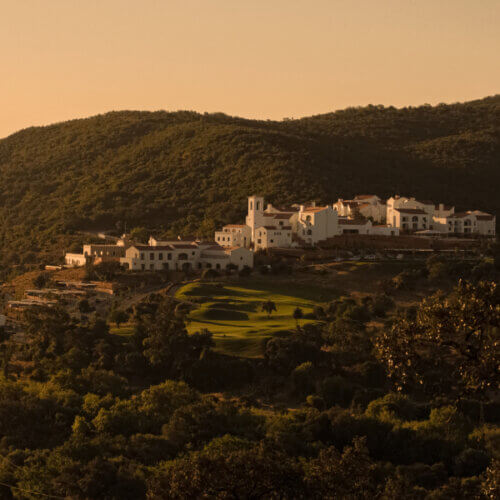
<box><xmin>0</xmin><ymin>0</ymin><xmax>499</xmax><ymax>138</ymax></box>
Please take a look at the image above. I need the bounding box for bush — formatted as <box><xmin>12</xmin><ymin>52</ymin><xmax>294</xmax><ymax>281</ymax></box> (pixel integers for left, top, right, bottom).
<box><xmin>291</xmin><ymin>362</ymin><xmax>315</xmax><ymax>397</ymax></box>
<box><xmin>319</xmin><ymin>376</ymin><xmax>355</xmax><ymax>408</ymax></box>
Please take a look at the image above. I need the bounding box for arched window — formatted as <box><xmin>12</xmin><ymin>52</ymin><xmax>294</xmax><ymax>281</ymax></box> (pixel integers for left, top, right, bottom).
<box><xmin>250</xmin><ymin>201</ymin><xmax>253</xmax><ymax>210</ymax></box>
<box><xmin>256</xmin><ymin>201</ymin><xmax>260</xmax><ymax>210</ymax></box>
<box><xmin>412</xmin><ymin>216</ymin><xmax>418</xmax><ymax>222</ymax></box>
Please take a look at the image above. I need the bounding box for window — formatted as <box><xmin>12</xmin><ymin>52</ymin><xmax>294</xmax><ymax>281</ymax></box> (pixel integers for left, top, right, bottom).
<box><xmin>192</xmin><ymin>251</ymin><xmax>195</xmax><ymax>255</ymax></box>
<box><xmin>270</xmin><ymin>239</ymin><xmax>274</xmax><ymax>243</ymax></box>
<box><xmin>159</xmin><ymin>253</ymin><xmax>163</xmax><ymax>260</ymax></box>
<box><xmin>163</xmin><ymin>263</ymin><xmax>169</xmax><ymax>270</ymax></box>
<box><xmin>140</xmin><ymin>253</ymin><xmax>145</xmax><ymax>260</ymax></box>
<box><xmin>257</xmin><ymin>239</ymin><xmax>261</xmax><ymax>244</ymax></box>
<box><xmin>168</xmin><ymin>253</ymin><xmax>172</xmax><ymax>260</ymax></box>
<box><xmin>150</xmin><ymin>253</ymin><xmax>154</xmax><ymax>260</ymax></box>
<box><xmin>150</xmin><ymin>264</ymin><xmax>154</xmax><ymax>270</ymax></box>
<box><xmin>402</xmin><ymin>217</ymin><xmax>408</xmax><ymax>222</ymax></box>
<box><xmin>307</xmin><ymin>229</ymin><xmax>312</xmax><ymax>235</ymax></box>
<box><xmin>412</xmin><ymin>216</ymin><xmax>418</xmax><ymax>222</ymax></box>
<box><xmin>141</xmin><ymin>264</ymin><xmax>145</xmax><ymax>270</ymax></box>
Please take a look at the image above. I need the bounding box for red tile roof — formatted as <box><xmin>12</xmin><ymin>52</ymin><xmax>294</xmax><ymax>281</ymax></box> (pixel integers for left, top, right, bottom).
<box><xmin>476</xmin><ymin>215</ymin><xmax>494</xmax><ymax>221</ymax></box>
<box><xmin>339</xmin><ymin>218</ymin><xmax>370</xmax><ymax>225</ymax></box>
<box><xmin>303</xmin><ymin>206</ymin><xmax>329</xmax><ymax>212</ymax></box>
<box><xmin>395</xmin><ymin>208</ymin><xmax>427</xmax><ymax>215</ymax></box>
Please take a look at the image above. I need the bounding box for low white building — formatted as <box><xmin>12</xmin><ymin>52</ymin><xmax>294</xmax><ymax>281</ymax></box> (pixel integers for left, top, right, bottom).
<box><xmin>215</xmin><ymin>224</ymin><xmax>251</xmax><ymax>248</ymax></box>
<box><xmin>120</xmin><ymin>241</ymin><xmax>253</xmax><ymax>271</ymax></box>
<box><xmin>294</xmin><ymin>205</ymin><xmax>339</xmax><ymax>245</ymax></box>
<box><xmin>254</xmin><ymin>225</ymin><xmax>293</xmax><ymax>251</ymax></box>
<box><xmin>387</xmin><ymin>195</ymin><xmax>495</xmax><ymax>236</ymax></box>
<box><xmin>393</xmin><ymin>208</ymin><xmax>430</xmax><ymax>232</ymax></box>
<box><xmin>65</xmin><ymin>253</ymin><xmax>88</xmax><ymax>267</ymax></box>
<box><xmin>338</xmin><ymin>218</ymin><xmax>372</xmax><ymax>234</ymax></box>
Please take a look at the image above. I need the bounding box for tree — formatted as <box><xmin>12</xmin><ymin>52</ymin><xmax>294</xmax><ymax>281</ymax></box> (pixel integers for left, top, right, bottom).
<box><xmin>78</xmin><ymin>299</ymin><xmax>93</xmax><ymax>314</ymax></box>
<box><xmin>147</xmin><ymin>442</ymin><xmax>304</xmax><ymax>499</ymax></box>
<box><xmin>130</xmin><ymin>227</ymin><xmax>149</xmax><ymax>243</ymax></box>
<box><xmin>293</xmin><ymin>307</ymin><xmax>303</xmax><ymax>327</ymax></box>
<box><xmin>261</xmin><ymin>300</ymin><xmax>277</xmax><ymax>318</ymax></box>
<box><xmin>33</xmin><ymin>272</ymin><xmax>51</xmax><ymax>289</ymax></box>
<box><xmin>201</xmin><ymin>268</ymin><xmax>219</xmax><ymax>281</ymax></box>
<box><xmin>141</xmin><ymin>298</ymin><xmax>213</xmax><ymax>377</ymax></box>
<box><xmin>303</xmin><ymin>437</ymin><xmax>379</xmax><ymax>498</ymax></box>
<box><xmin>108</xmin><ymin>309</ymin><xmax>129</xmax><ymax>328</ymax></box>
<box><xmin>375</xmin><ymin>280</ymin><xmax>500</xmax><ymax>401</ymax></box>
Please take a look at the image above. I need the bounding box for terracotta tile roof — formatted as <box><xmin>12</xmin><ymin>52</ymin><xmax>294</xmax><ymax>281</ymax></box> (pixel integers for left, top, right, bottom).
<box><xmin>395</xmin><ymin>208</ymin><xmax>427</xmax><ymax>215</ymax></box>
<box><xmin>263</xmin><ymin>213</ymin><xmax>293</xmax><ymax>219</ymax></box>
<box><xmin>303</xmin><ymin>206</ymin><xmax>329</xmax><ymax>212</ymax></box>
<box><xmin>281</xmin><ymin>226</ymin><xmax>292</xmax><ymax>230</ymax></box>
<box><xmin>339</xmin><ymin>218</ymin><xmax>370</xmax><ymax>225</ymax></box>
<box><xmin>170</xmin><ymin>243</ymin><xmax>198</xmax><ymax>249</ymax></box>
<box><xmin>355</xmin><ymin>194</ymin><xmax>377</xmax><ymax>200</ymax></box>
<box><xmin>204</xmin><ymin>245</ymin><xmax>225</xmax><ymax>251</ymax></box>
<box><xmin>132</xmin><ymin>245</ymin><xmax>175</xmax><ymax>251</ymax></box>
<box><xmin>476</xmin><ymin>215</ymin><xmax>494</xmax><ymax>221</ymax></box>
<box><xmin>224</xmin><ymin>224</ymin><xmax>246</xmax><ymax>228</ymax></box>
<box><xmin>448</xmin><ymin>212</ymin><xmax>471</xmax><ymax>219</ymax></box>
<box><xmin>263</xmin><ymin>226</ymin><xmax>277</xmax><ymax>230</ymax></box>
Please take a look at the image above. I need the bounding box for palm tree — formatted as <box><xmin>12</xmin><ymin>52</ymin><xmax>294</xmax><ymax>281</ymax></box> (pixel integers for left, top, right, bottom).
<box><xmin>261</xmin><ymin>300</ymin><xmax>277</xmax><ymax>318</ymax></box>
<box><xmin>293</xmin><ymin>307</ymin><xmax>303</xmax><ymax>328</ymax></box>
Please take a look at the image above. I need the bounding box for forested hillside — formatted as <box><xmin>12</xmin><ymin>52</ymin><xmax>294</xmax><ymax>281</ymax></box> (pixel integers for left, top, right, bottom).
<box><xmin>0</xmin><ymin>96</ymin><xmax>498</xmax><ymax>275</ymax></box>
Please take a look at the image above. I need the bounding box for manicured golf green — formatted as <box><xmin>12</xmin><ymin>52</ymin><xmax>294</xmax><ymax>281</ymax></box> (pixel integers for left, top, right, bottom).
<box><xmin>175</xmin><ymin>279</ymin><xmax>337</xmax><ymax>358</ymax></box>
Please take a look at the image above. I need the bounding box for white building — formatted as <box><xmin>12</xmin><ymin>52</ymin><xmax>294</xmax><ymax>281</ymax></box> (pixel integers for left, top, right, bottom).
<box><xmin>120</xmin><ymin>241</ymin><xmax>253</xmax><ymax>271</ymax></box>
<box><xmin>334</xmin><ymin>195</ymin><xmax>386</xmax><ymax>223</ymax></box>
<box><xmin>294</xmin><ymin>205</ymin><xmax>339</xmax><ymax>245</ymax></box>
<box><xmin>386</xmin><ymin>195</ymin><xmax>495</xmax><ymax>236</ymax></box>
<box><xmin>215</xmin><ymin>224</ymin><xmax>252</xmax><ymax>248</ymax></box>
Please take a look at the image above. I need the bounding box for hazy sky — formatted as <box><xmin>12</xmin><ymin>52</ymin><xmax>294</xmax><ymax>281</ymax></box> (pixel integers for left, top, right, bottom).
<box><xmin>1</xmin><ymin>0</ymin><xmax>499</xmax><ymax>138</ymax></box>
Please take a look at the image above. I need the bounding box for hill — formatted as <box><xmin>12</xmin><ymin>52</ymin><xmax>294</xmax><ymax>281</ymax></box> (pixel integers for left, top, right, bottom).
<box><xmin>0</xmin><ymin>96</ymin><xmax>498</xmax><ymax>276</ymax></box>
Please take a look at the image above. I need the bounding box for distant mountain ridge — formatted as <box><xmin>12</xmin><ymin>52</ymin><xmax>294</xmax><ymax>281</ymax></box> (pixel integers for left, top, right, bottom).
<box><xmin>0</xmin><ymin>96</ymin><xmax>498</xmax><ymax>273</ymax></box>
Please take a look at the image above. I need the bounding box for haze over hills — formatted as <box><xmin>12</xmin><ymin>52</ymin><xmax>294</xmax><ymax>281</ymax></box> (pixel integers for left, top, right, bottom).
<box><xmin>0</xmin><ymin>95</ymin><xmax>498</xmax><ymax>274</ymax></box>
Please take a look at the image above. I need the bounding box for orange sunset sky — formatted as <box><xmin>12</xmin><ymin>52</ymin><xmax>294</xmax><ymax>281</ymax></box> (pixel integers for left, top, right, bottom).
<box><xmin>1</xmin><ymin>0</ymin><xmax>499</xmax><ymax>138</ymax></box>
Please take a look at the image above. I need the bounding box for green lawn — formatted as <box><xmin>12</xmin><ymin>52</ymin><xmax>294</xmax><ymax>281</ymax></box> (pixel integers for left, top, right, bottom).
<box><xmin>175</xmin><ymin>278</ymin><xmax>338</xmax><ymax>358</ymax></box>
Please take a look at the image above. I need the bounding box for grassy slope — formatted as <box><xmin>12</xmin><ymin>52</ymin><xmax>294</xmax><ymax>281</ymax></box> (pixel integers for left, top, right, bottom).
<box><xmin>175</xmin><ymin>279</ymin><xmax>339</xmax><ymax>358</ymax></box>
<box><xmin>175</xmin><ymin>260</ymin><xmax>441</xmax><ymax>357</ymax></box>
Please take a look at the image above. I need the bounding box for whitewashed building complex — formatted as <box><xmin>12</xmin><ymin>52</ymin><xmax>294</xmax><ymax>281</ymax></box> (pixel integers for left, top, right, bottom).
<box><xmin>214</xmin><ymin>194</ymin><xmax>495</xmax><ymax>251</ymax></box>
<box><xmin>65</xmin><ymin>193</ymin><xmax>495</xmax><ymax>269</ymax></box>
<box><xmin>65</xmin><ymin>235</ymin><xmax>253</xmax><ymax>271</ymax></box>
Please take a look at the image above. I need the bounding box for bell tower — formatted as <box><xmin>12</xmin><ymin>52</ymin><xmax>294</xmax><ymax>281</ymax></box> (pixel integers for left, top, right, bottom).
<box><xmin>246</xmin><ymin>195</ymin><xmax>265</xmax><ymax>241</ymax></box>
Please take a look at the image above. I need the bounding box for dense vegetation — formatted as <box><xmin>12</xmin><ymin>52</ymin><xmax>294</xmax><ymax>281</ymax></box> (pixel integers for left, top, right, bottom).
<box><xmin>0</xmin><ymin>96</ymin><xmax>499</xmax><ymax>278</ymax></box>
<box><xmin>0</xmin><ymin>255</ymin><xmax>499</xmax><ymax>498</ymax></box>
